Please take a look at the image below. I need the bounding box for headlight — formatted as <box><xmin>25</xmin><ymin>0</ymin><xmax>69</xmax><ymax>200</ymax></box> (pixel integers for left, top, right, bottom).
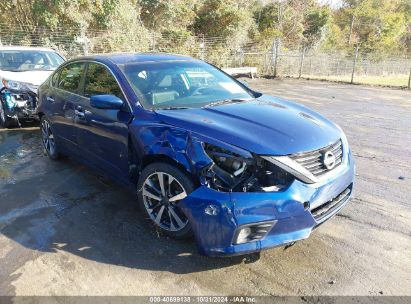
<box><xmin>203</xmin><ymin>144</ymin><xmax>251</xmax><ymax>191</ymax></box>
<box><xmin>204</xmin><ymin>144</ymin><xmax>249</xmax><ymax>176</ymax></box>
<box><xmin>2</xmin><ymin>79</ymin><xmax>29</xmax><ymax>91</ymax></box>
<box><xmin>202</xmin><ymin>143</ymin><xmax>294</xmax><ymax>192</ymax></box>
<box><xmin>339</xmin><ymin>127</ymin><xmax>350</xmax><ymax>154</ymax></box>
<box><xmin>2</xmin><ymin>91</ymin><xmax>17</xmax><ymax>109</ymax></box>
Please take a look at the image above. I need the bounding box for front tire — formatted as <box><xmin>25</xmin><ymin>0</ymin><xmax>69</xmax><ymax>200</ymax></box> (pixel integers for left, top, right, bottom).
<box><xmin>40</xmin><ymin>117</ymin><xmax>61</xmax><ymax>160</ymax></box>
<box><xmin>137</xmin><ymin>162</ymin><xmax>196</xmax><ymax>239</ymax></box>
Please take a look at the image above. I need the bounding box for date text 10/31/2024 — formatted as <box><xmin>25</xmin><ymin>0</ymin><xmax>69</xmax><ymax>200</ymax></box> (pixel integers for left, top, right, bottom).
<box><xmin>149</xmin><ymin>296</ymin><xmax>257</xmax><ymax>303</ymax></box>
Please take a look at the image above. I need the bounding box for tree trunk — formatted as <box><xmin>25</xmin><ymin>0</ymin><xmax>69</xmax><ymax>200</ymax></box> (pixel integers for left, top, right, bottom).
<box><xmin>348</xmin><ymin>15</ymin><xmax>355</xmax><ymax>45</ymax></box>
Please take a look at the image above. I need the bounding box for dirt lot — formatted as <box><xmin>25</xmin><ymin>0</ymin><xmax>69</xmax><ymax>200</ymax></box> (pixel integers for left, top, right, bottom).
<box><xmin>0</xmin><ymin>79</ymin><xmax>410</xmax><ymax>296</ymax></box>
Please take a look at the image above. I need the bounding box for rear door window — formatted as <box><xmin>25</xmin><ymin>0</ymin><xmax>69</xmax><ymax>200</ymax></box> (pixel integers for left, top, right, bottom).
<box><xmin>58</xmin><ymin>62</ymin><xmax>85</xmax><ymax>94</ymax></box>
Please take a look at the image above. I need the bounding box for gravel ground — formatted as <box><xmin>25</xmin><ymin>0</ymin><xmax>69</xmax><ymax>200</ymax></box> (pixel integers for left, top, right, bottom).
<box><xmin>0</xmin><ymin>78</ymin><xmax>410</xmax><ymax>296</ymax></box>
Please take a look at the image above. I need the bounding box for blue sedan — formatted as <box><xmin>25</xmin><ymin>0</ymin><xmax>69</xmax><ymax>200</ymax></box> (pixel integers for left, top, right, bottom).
<box><xmin>37</xmin><ymin>53</ymin><xmax>355</xmax><ymax>256</ymax></box>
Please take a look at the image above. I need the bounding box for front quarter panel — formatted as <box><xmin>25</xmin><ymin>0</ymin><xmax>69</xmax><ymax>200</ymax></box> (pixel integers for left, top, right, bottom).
<box><xmin>129</xmin><ymin>117</ymin><xmax>211</xmax><ymax>174</ymax></box>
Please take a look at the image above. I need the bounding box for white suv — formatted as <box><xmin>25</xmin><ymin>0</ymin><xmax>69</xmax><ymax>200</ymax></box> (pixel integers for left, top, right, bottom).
<box><xmin>0</xmin><ymin>46</ymin><xmax>64</xmax><ymax>127</ymax></box>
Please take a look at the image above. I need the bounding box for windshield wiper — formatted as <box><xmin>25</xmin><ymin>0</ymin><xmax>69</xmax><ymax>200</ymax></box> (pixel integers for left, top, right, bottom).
<box><xmin>203</xmin><ymin>98</ymin><xmax>248</xmax><ymax>108</ymax></box>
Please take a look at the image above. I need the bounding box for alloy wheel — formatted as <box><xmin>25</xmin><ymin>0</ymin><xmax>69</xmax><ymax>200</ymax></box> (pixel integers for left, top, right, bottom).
<box><xmin>142</xmin><ymin>172</ymin><xmax>189</xmax><ymax>232</ymax></box>
<box><xmin>41</xmin><ymin>120</ymin><xmax>56</xmax><ymax>155</ymax></box>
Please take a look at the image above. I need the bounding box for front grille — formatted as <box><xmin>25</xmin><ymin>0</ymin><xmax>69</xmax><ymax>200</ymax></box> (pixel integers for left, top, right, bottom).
<box><xmin>290</xmin><ymin>139</ymin><xmax>343</xmax><ymax>177</ymax></box>
<box><xmin>311</xmin><ymin>186</ymin><xmax>351</xmax><ymax>221</ymax></box>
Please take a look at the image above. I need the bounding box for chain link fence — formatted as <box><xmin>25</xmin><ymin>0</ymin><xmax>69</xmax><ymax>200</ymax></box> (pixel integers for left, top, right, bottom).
<box><xmin>1</xmin><ymin>23</ymin><xmax>410</xmax><ymax>88</ymax></box>
<box><xmin>236</xmin><ymin>48</ymin><xmax>411</xmax><ymax>87</ymax></box>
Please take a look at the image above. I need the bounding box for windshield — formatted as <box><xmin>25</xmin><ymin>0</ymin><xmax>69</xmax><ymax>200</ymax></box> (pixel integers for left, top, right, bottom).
<box><xmin>120</xmin><ymin>60</ymin><xmax>253</xmax><ymax>110</ymax></box>
<box><xmin>0</xmin><ymin>50</ymin><xmax>64</xmax><ymax>72</ymax></box>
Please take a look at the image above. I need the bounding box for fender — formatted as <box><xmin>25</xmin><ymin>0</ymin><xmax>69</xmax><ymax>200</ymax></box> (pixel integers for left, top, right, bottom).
<box><xmin>129</xmin><ymin>123</ymin><xmax>211</xmax><ymax>175</ymax></box>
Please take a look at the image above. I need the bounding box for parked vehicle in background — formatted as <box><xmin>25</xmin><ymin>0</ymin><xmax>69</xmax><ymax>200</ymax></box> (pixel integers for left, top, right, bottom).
<box><xmin>37</xmin><ymin>53</ymin><xmax>355</xmax><ymax>256</ymax></box>
<box><xmin>0</xmin><ymin>46</ymin><xmax>65</xmax><ymax>128</ymax></box>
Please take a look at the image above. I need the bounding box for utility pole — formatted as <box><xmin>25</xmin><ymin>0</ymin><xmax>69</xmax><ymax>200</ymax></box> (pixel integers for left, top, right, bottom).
<box><xmin>351</xmin><ymin>44</ymin><xmax>359</xmax><ymax>84</ymax></box>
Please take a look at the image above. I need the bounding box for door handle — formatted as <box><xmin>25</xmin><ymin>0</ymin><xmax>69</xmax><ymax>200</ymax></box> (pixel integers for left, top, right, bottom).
<box><xmin>46</xmin><ymin>96</ymin><xmax>55</xmax><ymax>103</ymax></box>
<box><xmin>74</xmin><ymin>109</ymin><xmax>85</xmax><ymax>119</ymax></box>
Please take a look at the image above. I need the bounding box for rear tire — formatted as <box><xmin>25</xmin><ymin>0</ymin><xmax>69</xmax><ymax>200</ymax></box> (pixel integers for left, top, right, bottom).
<box><xmin>137</xmin><ymin>162</ymin><xmax>196</xmax><ymax>239</ymax></box>
<box><xmin>40</xmin><ymin>116</ymin><xmax>61</xmax><ymax>160</ymax></box>
<box><xmin>0</xmin><ymin>100</ymin><xmax>18</xmax><ymax>128</ymax></box>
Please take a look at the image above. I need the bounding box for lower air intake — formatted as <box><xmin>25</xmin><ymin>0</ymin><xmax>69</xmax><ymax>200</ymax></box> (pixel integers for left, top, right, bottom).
<box><xmin>311</xmin><ymin>186</ymin><xmax>352</xmax><ymax>222</ymax></box>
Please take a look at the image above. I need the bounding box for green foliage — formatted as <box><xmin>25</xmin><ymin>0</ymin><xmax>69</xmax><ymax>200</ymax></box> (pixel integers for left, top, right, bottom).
<box><xmin>85</xmin><ymin>63</ymin><xmax>124</xmax><ymax>98</ymax></box>
<box><xmin>156</xmin><ymin>29</ymin><xmax>197</xmax><ymax>55</ymax></box>
<box><xmin>0</xmin><ymin>0</ymin><xmax>408</xmax><ymax>58</ymax></box>
<box><xmin>303</xmin><ymin>6</ymin><xmax>330</xmax><ymax>46</ymax></box>
<box><xmin>324</xmin><ymin>0</ymin><xmax>410</xmax><ymax>56</ymax></box>
<box><xmin>140</xmin><ymin>0</ymin><xmax>197</xmax><ymax>32</ymax></box>
<box><xmin>254</xmin><ymin>1</ymin><xmax>330</xmax><ymax>49</ymax></box>
<box><xmin>92</xmin><ymin>0</ymin><xmax>150</xmax><ymax>53</ymax></box>
<box><xmin>321</xmin><ymin>21</ymin><xmax>346</xmax><ymax>51</ymax></box>
<box><xmin>194</xmin><ymin>0</ymin><xmax>255</xmax><ymax>41</ymax></box>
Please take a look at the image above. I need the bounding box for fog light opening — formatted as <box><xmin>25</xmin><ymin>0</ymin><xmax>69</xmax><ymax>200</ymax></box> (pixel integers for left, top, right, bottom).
<box><xmin>234</xmin><ymin>221</ymin><xmax>277</xmax><ymax>244</ymax></box>
<box><xmin>236</xmin><ymin>227</ymin><xmax>252</xmax><ymax>244</ymax></box>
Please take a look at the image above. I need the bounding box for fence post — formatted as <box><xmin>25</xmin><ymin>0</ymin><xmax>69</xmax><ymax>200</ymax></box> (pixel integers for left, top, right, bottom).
<box><xmin>151</xmin><ymin>32</ymin><xmax>156</xmax><ymax>52</ymax></box>
<box><xmin>336</xmin><ymin>60</ymin><xmax>340</xmax><ymax>75</ymax></box>
<box><xmin>351</xmin><ymin>44</ymin><xmax>359</xmax><ymax>84</ymax></box>
<box><xmin>298</xmin><ymin>45</ymin><xmax>305</xmax><ymax>78</ymax></box>
<box><xmin>308</xmin><ymin>57</ymin><xmax>312</xmax><ymax>75</ymax></box>
<box><xmin>199</xmin><ymin>34</ymin><xmax>205</xmax><ymax>61</ymax></box>
<box><xmin>77</xmin><ymin>26</ymin><xmax>89</xmax><ymax>55</ymax></box>
<box><xmin>408</xmin><ymin>67</ymin><xmax>411</xmax><ymax>89</ymax></box>
<box><xmin>272</xmin><ymin>38</ymin><xmax>280</xmax><ymax>77</ymax></box>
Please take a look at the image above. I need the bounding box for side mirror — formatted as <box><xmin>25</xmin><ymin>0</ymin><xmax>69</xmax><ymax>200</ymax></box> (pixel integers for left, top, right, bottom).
<box><xmin>90</xmin><ymin>94</ymin><xmax>124</xmax><ymax>110</ymax></box>
<box><xmin>238</xmin><ymin>80</ymin><xmax>249</xmax><ymax>88</ymax></box>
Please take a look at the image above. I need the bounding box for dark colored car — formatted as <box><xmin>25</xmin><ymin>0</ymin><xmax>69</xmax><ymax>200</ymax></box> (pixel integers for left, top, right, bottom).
<box><xmin>37</xmin><ymin>53</ymin><xmax>355</xmax><ymax>256</ymax></box>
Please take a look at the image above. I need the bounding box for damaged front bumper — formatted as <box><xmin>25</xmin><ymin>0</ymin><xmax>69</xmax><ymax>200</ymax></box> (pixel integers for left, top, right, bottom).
<box><xmin>179</xmin><ymin>150</ymin><xmax>355</xmax><ymax>256</ymax></box>
<box><xmin>0</xmin><ymin>88</ymin><xmax>38</xmax><ymax>120</ymax></box>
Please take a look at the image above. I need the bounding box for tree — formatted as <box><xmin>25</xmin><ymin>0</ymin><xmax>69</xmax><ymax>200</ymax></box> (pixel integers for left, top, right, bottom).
<box><xmin>0</xmin><ymin>0</ymin><xmax>408</xmax><ymax>58</ymax></box>
<box><xmin>194</xmin><ymin>0</ymin><xmax>255</xmax><ymax>41</ymax></box>
<box><xmin>325</xmin><ymin>0</ymin><xmax>410</xmax><ymax>56</ymax></box>
<box><xmin>254</xmin><ymin>0</ymin><xmax>330</xmax><ymax>50</ymax></box>
<box><xmin>303</xmin><ymin>5</ymin><xmax>330</xmax><ymax>47</ymax></box>
<box><xmin>193</xmin><ymin>0</ymin><xmax>256</xmax><ymax>66</ymax></box>
<box><xmin>90</xmin><ymin>0</ymin><xmax>150</xmax><ymax>53</ymax></box>
<box><xmin>139</xmin><ymin>0</ymin><xmax>197</xmax><ymax>33</ymax></box>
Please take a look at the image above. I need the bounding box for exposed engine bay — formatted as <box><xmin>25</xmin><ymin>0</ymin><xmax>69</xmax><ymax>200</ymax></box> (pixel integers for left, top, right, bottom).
<box><xmin>202</xmin><ymin>143</ymin><xmax>294</xmax><ymax>192</ymax></box>
<box><xmin>0</xmin><ymin>87</ymin><xmax>38</xmax><ymax>125</ymax></box>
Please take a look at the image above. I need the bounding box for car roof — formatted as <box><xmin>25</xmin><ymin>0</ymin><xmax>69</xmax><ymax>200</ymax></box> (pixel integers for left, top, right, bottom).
<box><xmin>0</xmin><ymin>45</ymin><xmax>60</xmax><ymax>52</ymax></box>
<box><xmin>72</xmin><ymin>52</ymin><xmax>199</xmax><ymax>66</ymax></box>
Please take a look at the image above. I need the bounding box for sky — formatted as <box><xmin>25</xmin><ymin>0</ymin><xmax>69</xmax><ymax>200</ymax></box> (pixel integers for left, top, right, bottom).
<box><xmin>318</xmin><ymin>0</ymin><xmax>344</xmax><ymax>8</ymax></box>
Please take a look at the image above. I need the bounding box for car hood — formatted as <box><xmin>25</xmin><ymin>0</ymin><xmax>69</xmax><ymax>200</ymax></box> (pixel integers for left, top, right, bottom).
<box><xmin>0</xmin><ymin>70</ymin><xmax>53</xmax><ymax>86</ymax></box>
<box><xmin>155</xmin><ymin>95</ymin><xmax>342</xmax><ymax>155</ymax></box>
